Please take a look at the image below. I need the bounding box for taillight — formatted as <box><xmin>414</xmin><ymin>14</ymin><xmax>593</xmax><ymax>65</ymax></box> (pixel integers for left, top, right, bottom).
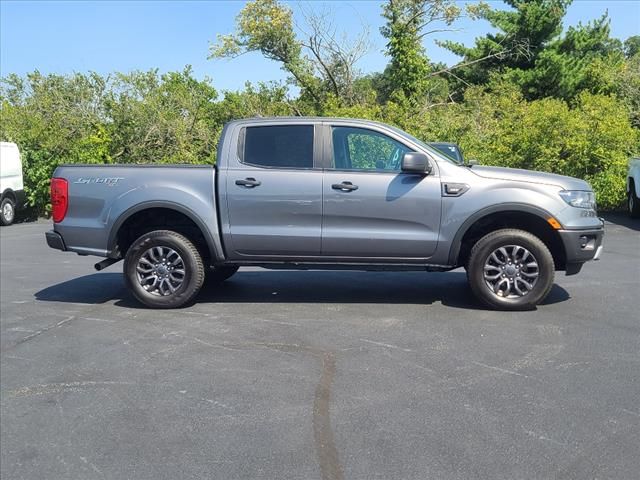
<box><xmin>50</xmin><ymin>178</ymin><xmax>68</xmax><ymax>223</ymax></box>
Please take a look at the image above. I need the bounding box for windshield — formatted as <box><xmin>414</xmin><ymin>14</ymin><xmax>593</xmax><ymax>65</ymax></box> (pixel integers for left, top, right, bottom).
<box><xmin>386</xmin><ymin>125</ymin><xmax>461</xmax><ymax>165</ymax></box>
<box><xmin>429</xmin><ymin>143</ymin><xmax>463</xmax><ymax>164</ymax></box>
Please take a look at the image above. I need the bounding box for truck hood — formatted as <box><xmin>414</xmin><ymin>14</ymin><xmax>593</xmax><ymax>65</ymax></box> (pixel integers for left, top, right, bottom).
<box><xmin>470</xmin><ymin>165</ymin><xmax>591</xmax><ymax>190</ymax></box>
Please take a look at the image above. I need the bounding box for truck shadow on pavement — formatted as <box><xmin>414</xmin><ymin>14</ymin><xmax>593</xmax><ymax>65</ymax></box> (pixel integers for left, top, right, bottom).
<box><xmin>602</xmin><ymin>212</ymin><xmax>640</xmax><ymax>232</ymax></box>
<box><xmin>34</xmin><ymin>270</ymin><xmax>570</xmax><ymax>310</ymax></box>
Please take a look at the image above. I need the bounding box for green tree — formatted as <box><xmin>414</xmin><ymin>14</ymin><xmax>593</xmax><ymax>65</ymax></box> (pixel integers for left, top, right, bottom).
<box><xmin>624</xmin><ymin>35</ymin><xmax>640</xmax><ymax>58</ymax></box>
<box><xmin>508</xmin><ymin>14</ymin><xmax>625</xmax><ymax>100</ymax></box>
<box><xmin>440</xmin><ymin>0</ymin><xmax>571</xmax><ymax>90</ymax></box>
<box><xmin>210</xmin><ymin>0</ymin><xmax>371</xmax><ymax>108</ymax></box>
<box><xmin>0</xmin><ymin>71</ymin><xmax>111</xmax><ymax>211</ymax></box>
<box><xmin>105</xmin><ymin>67</ymin><xmax>219</xmax><ymax>165</ymax></box>
<box><xmin>379</xmin><ymin>0</ymin><xmax>488</xmax><ymax>103</ymax></box>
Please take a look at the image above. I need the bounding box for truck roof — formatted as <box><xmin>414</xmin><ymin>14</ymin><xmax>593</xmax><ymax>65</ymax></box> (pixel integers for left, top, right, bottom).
<box><xmin>226</xmin><ymin>116</ymin><xmax>394</xmax><ymax>128</ymax></box>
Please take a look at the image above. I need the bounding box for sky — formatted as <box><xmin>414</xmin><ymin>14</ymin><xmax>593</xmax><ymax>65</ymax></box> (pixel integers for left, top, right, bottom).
<box><xmin>1</xmin><ymin>0</ymin><xmax>639</xmax><ymax>93</ymax></box>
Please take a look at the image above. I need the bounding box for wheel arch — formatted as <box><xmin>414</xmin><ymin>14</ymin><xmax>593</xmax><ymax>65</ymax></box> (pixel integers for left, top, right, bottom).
<box><xmin>448</xmin><ymin>203</ymin><xmax>566</xmax><ymax>270</ymax></box>
<box><xmin>1</xmin><ymin>188</ymin><xmax>16</xmax><ymax>202</ymax></box>
<box><xmin>108</xmin><ymin>201</ymin><xmax>222</xmax><ymax>264</ymax></box>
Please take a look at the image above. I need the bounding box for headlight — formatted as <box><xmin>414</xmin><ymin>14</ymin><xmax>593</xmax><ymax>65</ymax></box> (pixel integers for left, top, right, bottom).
<box><xmin>559</xmin><ymin>190</ymin><xmax>596</xmax><ymax>209</ymax></box>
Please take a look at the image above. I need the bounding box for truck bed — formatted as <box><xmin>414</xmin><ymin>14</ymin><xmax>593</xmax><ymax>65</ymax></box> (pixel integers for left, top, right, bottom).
<box><xmin>50</xmin><ymin>164</ymin><xmax>219</xmax><ymax>258</ymax></box>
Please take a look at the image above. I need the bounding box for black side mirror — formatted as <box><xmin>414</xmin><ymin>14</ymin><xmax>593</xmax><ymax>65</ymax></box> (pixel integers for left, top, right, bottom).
<box><xmin>401</xmin><ymin>152</ymin><xmax>432</xmax><ymax>174</ymax></box>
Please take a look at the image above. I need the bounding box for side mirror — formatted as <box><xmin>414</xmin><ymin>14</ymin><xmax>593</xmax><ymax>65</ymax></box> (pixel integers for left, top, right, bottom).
<box><xmin>467</xmin><ymin>159</ymin><xmax>479</xmax><ymax>166</ymax></box>
<box><xmin>401</xmin><ymin>152</ymin><xmax>432</xmax><ymax>174</ymax></box>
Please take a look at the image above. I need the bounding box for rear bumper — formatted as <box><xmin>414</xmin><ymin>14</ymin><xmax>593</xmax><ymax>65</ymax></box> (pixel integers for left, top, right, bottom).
<box><xmin>558</xmin><ymin>219</ymin><xmax>605</xmax><ymax>275</ymax></box>
<box><xmin>45</xmin><ymin>230</ymin><xmax>66</xmax><ymax>251</ymax></box>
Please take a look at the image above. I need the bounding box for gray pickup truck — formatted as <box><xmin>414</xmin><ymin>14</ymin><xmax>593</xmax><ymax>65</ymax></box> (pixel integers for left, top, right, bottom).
<box><xmin>46</xmin><ymin>117</ymin><xmax>604</xmax><ymax>310</ymax></box>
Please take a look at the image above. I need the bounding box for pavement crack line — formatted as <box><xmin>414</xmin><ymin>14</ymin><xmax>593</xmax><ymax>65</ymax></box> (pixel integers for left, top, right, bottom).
<box><xmin>8</xmin><ymin>315</ymin><xmax>76</xmax><ymax>349</ymax></box>
<box><xmin>313</xmin><ymin>352</ymin><xmax>345</xmax><ymax>480</ymax></box>
<box><xmin>135</xmin><ymin>335</ymin><xmax>346</xmax><ymax>479</ymax></box>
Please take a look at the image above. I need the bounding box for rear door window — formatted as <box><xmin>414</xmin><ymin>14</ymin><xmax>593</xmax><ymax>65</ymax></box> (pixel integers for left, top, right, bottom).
<box><xmin>242</xmin><ymin>125</ymin><xmax>314</xmax><ymax>169</ymax></box>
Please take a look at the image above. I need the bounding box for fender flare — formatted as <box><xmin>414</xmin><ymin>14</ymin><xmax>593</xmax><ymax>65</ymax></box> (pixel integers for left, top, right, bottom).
<box><xmin>107</xmin><ymin>200</ymin><xmax>222</xmax><ymax>261</ymax></box>
<box><xmin>447</xmin><ymin>202</ymin><xmax>559</xmax><ymax>265</ymax></box>
<box><xmin>1</xmin><ymin>188</ymin><xmax>16</xmax><ymax>201</ymax></box>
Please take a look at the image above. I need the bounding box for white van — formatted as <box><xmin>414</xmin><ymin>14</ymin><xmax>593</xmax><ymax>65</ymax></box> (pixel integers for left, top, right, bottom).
<box><xmin>0</xmin><ymin>142</ymin><xmax>26</xmax><ymax>225</ymax></box>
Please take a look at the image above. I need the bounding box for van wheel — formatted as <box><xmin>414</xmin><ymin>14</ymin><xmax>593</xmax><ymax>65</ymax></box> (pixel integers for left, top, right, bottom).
<box><xmin>0</xmin><ymin>198</ymin><xmax>15</xmax><ymax>226</ymax></box>
<box><xmin>467</xmin><ymin>229</ymin><xmax>554</xmax><ymax>311</ymax></box>
<box><xmin>207</xmin><ymin>265</ymin><xmax>239</xmax><ymax>283</ymax></box>
<box><xmin>124</xmin><ymin>230</ymin><xmax>205</xmax><ymax>309</ymax></box>
<box><xmin>628</xmin><ymin>185</ymin><xmax>640</xmax><ymax>218</ymax></box>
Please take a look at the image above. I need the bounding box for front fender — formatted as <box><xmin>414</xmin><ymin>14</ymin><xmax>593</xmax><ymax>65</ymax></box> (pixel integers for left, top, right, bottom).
<box><xmin>445</xmin><ymin>202</ymin><xmax>558</xmax><ymax>265</ymax></box>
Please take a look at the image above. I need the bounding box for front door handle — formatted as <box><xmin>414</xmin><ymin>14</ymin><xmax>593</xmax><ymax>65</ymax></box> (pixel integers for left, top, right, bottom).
<box><xmin>332</xmin><ymin>181</ymin><xmax>358</xmax><ymax>192</ymax></box>
<box><xmin>235</xmin><ymin>178</ymin><xmax>261</xmax><ymax>188</ymax></box>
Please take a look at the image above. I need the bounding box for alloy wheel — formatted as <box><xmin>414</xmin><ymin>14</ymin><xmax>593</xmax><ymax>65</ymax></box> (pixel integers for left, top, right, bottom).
<box><xmin>483</xmin><ymin>245</ymin><xmax>540</xmax><ymax>299</ymax></box>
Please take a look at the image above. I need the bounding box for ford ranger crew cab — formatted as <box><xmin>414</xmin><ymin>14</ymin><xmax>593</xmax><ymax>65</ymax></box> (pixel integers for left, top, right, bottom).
<box><xmin>45</xmin><ymin>117</ymin><xmax>604</xmax><ymax>310</ymax></box>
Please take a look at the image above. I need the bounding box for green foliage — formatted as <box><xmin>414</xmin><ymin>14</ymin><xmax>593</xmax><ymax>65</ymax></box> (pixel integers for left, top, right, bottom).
<box><xmin>0</xmin><ymin>71</ymin><xmax>111</xmax><ymax>211</ymax></box>
<box><xmin>380</xmin><ymin>0</ymin><xmax>433</xmax><ymax>100</ymax></box>
<box><xmin>624</xmin><ymin>36</ymin><xmax>640</xmax><ymax>58</ymax></box>
<box><xmin>210</xmin><ymin>0</ymin><xmax>320</xmax><ymax>105</ymax></box>
<box><xmin>379</xmin><ymin>0</ymin><xmax>487</xmax><ymax>103</ymax></box>
<box><xmin>105</xmin><ymin>67</ymin><xmax>219</xmax><ymax>165</ymax></box>
<box><xmin>440</xmin><ymin>0</ymin><xmax>571</xmax><ymax>90</ymax></box>
<box><xmin>0</xmin><ymin>68</ymin><xmax>219</xmax><ymax>214</ymax></box>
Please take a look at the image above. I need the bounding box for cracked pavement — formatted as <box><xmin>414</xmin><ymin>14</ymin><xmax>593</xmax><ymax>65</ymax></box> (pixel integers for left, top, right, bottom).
<box><xmin>1</xmin><ymin>217</ymin><xmax>639</xmax><ymax>479</ymax></box>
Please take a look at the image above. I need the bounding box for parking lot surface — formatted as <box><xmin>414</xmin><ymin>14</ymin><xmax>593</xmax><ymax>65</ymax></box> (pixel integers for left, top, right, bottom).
<box><xmin>1</xmin><ymin>217</ymin><xmax>639</xmax><ymax>480</ymax></box>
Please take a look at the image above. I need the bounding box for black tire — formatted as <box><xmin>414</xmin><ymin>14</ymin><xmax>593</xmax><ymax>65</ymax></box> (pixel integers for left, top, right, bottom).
<box><xmin>0</xmin><ymin>197</ymin><xmax>16</xmax><ymax>226</ymax></box>
<box><xmin>467</xmin><ymin>229</ymin><xmax>555</xmax><ymax>311</ymax></box>
<box><xmin>207</xmin><ymin>265</ymin><xmax>239</xmax><ymax>283</ymax></box>
<box><xmin>628</xmin><ymin>183</ymin><xmax>640</xmax><ymax>218</ymax></box>
<box><xmin>123</xmin><ymin>230</ymin><xmax>205</xmax><ymax>309</ymax></box>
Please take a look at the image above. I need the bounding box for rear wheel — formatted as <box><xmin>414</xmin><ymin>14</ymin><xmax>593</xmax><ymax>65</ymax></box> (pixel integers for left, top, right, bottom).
<box><xmin>0</xmin><ymin>197</ymin><xmax>15</xmax><ymax>226</ymax></box>
<box><xmin>628</xmin><ymin>183</ymin><xmax>640</xmax><ymax>218</ymax></box>
<box><xmin>124</xmin><ymin>230</ymin><xmax>205</xmax><ymax>309</ymax></box>
<box><xmin>467</xmin><ymin>229</ymin><xmax>555</xmax><ymax>311</ymax></box>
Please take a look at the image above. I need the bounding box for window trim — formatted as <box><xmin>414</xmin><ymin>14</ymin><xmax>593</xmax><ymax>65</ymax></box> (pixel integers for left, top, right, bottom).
<box><xmin>237</xmin><ymin>124</ymin><xmax>321</xmax><ymax>171</ymax></box>
<box><xmin>325</xmin><ymin>124</ymin><xmax>417</xmax><ymax>173</ymax></box>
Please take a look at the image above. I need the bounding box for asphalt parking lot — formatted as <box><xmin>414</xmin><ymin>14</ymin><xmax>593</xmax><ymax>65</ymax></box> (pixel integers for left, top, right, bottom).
<box><xmin>1</xmin><ymin>217</ymin><xmax>639</xmax><ymax>480</ymax></box>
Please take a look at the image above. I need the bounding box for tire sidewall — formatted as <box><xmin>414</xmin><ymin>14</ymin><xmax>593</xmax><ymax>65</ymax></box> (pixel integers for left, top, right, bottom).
<box><xmin>629</xmin><ymin>189</ymin><xmax>640</xmax><ymax>218</ymax></box>
<box><xmin>124</xmin><ymin>231</ymin><xmax>203</xmax><ymax>308</ymax></box>
<box><xmin>468</xmin><ymin>230</ymin><xmax>554</xmax><ymax>310</ymax></box>
<box><xmin>0</xmin><ymin>198</ymin><xmax>15</xmax><ymax>226</ymax></box>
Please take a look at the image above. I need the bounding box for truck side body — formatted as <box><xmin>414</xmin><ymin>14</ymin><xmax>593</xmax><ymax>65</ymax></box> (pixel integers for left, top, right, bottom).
<box><xmin>46</xmin><ymin>117</ymin><xmax>605</xmax><ymax>310</ymax></box>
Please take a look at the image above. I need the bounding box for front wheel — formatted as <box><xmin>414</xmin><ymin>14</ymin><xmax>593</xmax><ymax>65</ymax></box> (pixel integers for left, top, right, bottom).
<box><xmin>0</xmin><ymin>198</ymin><xmax>16</xmax><ymax>226</ymax></box>
<box><xmin>123</xmin><ymin>230</ymin><xmax>205</xmax><ymax>309</ymax></box>
<box><xmin>467</xmin><ymin>229</ymin><xmax>555</xmax><ymax>311</ymax></box>
<box><xmin>628</xmin><ymin>186</ymin><xmax>640</xmax><ymax>218</ymax></box>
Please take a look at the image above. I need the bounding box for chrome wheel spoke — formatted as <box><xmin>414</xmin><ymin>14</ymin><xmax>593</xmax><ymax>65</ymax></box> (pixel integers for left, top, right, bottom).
<box><xmin>483</xmin><ymin>244</ymin><xmax>539</xmax><ymax>299</ymax></box>
<box><xmin>139</xmin><ymin>257</ymin><xmax>154</xmax><ymax>267</ymax></box>
<box><xmin>136</xmin><ymin>245</ymin><xmax>185</xmax><ymax>297</ymax></box>
<box><xmin>494</xmin><ymin>278</ymin><xmax>509</xmax><ymax>295</ymax></box>
<box><xmin>490</xmin><ymin>252</ymin><xmax>505</xmax><ymax>265</ymax></box>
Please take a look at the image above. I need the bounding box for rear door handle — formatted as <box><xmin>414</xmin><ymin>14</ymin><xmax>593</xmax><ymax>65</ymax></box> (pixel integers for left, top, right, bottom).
<box><xmin>235</xmin><ymin>178</ymin><xmax>261</xmax><ymax>188</ymax></box>
<box><xmin>332</xmin><ymin>181</ymin><xmax>358</xmax><ymax>192</ymax></box>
